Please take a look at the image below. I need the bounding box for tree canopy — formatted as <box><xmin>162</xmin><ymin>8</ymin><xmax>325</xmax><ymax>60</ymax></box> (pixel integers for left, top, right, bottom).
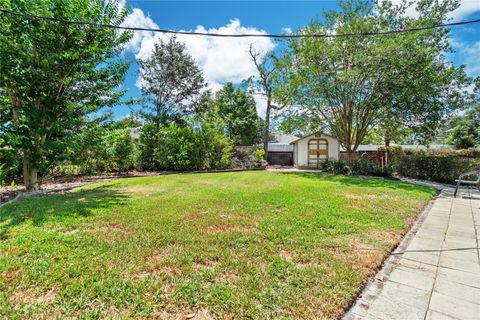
<box><xmin>0</xmin><ymin>0</ymin><xmax>132</xmax><ymax>190</ymax></box>
<box><xmin>275</xmin><ymin>0</ymin><xmax>474</xmax><ymax>161</ymax></box>
<box><xmin>138</xmin><ymin>36</ymin><xmax>206</xmax><ymax>129</ymax></box>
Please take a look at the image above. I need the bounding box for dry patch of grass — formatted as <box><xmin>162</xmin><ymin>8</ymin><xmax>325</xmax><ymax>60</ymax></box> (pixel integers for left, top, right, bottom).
<box><xmin>83</xmin><ymin>222</ymin><xmax>130</xmax><ymax>243</ymax></box>
<box><xmin>201</xmin><ymin>224</ymin><xmax>254</xmax><ymax>234</ymax></box>
<box><xmin>368</xmin><ymin>230</ymin><xmax>404</xmax><ymax>248</ymax></box>
<box><xmin>1</xmin><ymin>268</ymin><xmax>19</xmax><ymax>284</ymax></box>
<box><xmin>332</xmin><ymin>237</ymin><xmax>385</xmax><ymax>275</ymax></box>
<box><xmin>10</xmin><ymin>287</ymin><xmax>58</xmax><ymax>305</ymax></box>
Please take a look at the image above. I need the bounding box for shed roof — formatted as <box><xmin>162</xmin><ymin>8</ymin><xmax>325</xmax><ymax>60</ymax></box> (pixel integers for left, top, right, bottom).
<box><xmin>290</xmin><ymin>132</ymin><xmax>338</xmax><ymax>144</ymax></box>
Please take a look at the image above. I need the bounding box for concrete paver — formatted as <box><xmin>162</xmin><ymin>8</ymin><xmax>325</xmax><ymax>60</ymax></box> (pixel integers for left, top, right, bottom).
<box><xmin>346</xmin><ymin>186</ymin><xmax>480</xmax><ymax>320</ymax></box>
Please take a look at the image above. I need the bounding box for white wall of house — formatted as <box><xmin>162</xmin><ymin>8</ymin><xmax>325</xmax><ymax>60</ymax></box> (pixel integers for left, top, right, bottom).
<box><xmin>294</xmin><ymin>134</ymin><xmax>339</xmax><ymax>168</ymax></box>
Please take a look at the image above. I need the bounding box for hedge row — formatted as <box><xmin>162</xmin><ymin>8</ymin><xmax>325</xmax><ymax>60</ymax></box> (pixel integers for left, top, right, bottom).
<box><xmin>393</xmin><ymin>150</ymin><xmax>480</xmax><ymax>184</ymax></box>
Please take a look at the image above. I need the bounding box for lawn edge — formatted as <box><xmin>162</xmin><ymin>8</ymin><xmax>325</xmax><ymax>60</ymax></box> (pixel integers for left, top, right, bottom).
<box><xmin>343</xmin><ymin>188</ymin><xmax>440</xmax><ymax>319</ymax></box>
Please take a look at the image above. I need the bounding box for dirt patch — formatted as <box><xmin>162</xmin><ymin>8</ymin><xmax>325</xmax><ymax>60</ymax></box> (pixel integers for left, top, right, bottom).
<box><xmin>1</xmin><ymin>268</ymin><xmax>19</xmax><ymax>283</ymax></box>
<box><xmin>218</xmin><ymin>271</ymin><xmax>240</xmax><ymax>283</ymax></box>
<box><xmin>279</xmin><ymin>250</ymin><xmax>293</xmax><ymax>262</ymax></box>
<box><xmin>183</xmin><ymin>211</ymin><xmax>211</xmax><ymax>222</ymax></box>
<box><xmin>10</xmin><ymin>287</ymin><xmax>58</xmax><ymax>305</ymax></box>
<box><xmin>7</xmin><ymin>247</ymin><xmax>26</xmax><ymax>256</ymax></box>
<box><xmin>157</xmin><ymin>308</ymin><xmax>214</xmax><ymax>320</ymax></box>
<box><xmin>201</xmin><ymin>224</ymin><xmax>254</xmax><ymax>234</ymax></box>
<box><xmin>193</xmin><ymin>260</ymin><xmax>218</xmax><ymax>272</ymax></box>
<box><xmin>62</xmin><ymin>228</ymin><xmax>79</xmax><ymax>235</ymax></box>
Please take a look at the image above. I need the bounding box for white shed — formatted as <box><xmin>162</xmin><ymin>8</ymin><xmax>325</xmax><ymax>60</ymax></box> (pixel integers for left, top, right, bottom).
<box><xmin>290</xmin><ymin>133</ymin><xmax>340</xmax><ymax>169</ymax></box>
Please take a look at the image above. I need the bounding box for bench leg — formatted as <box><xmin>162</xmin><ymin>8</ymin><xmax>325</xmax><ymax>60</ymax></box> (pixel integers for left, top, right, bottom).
<box><xmin>454</xmin><ymin>181</ymin><xmax>461</xmax><ymax>197</ymax></box>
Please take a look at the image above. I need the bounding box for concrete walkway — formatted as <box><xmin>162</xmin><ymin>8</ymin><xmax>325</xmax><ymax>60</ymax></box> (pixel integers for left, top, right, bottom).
<box><xmin>346</xmin><ymin>187</ymin><xmax>480</xmax><ymax>320</ymax></box>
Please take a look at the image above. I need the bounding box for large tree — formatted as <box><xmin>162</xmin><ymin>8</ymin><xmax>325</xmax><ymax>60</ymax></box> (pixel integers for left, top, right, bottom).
<box><xmin>137</xmin><ymin>37</ymin><xmax>206</xmax><ymax>129</ymax></box>
<box><xmin>214</xmin><ymin>83</ymin><xmax>260</xmax><ymax>146</ymax></box>
<box><xmin>276</xmin><ymin>0</ymin><xmax>473</xmax><ymax>163</ymax></box>
<box><xmin>0</xmin><ymin>0</ymin><xmax>131</xmax><ymax>190</ymax></box>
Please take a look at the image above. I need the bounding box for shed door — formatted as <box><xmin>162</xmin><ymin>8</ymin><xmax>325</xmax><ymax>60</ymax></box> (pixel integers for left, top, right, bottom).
<box><xmin>308</xmin><ymin>139</ymin><xmax>328</xmax><ymax>169</ymax></box>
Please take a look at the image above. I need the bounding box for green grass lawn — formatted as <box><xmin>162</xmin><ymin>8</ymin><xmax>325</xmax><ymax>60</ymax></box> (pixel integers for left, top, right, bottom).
<box><xmin>0</xmin><ymin>171</ymin><xmax>435</xmax><ymax>319</ymax></box>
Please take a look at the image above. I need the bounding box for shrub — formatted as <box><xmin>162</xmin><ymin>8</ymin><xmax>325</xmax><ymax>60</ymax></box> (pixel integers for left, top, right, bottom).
<box><xmin>54</xmin><ymin>126</ymin><xmax>138</xmax><ymax>175</ymax></box>
<box><xmin>0</xmin><ymin>142</ymin><xmax>22</xmax><ymax>183</ymax></box>
<box><xmin>253</xmin><ymin>149</ymin><xmax>265</xmax><ymax>162</ymax></box>
<box><xmin>48</xmin><ymin>163</ymin><xmax>82</xmax><ymax>177</ymax></box>
<box><xmin>140</xmin><ymin>119</ymin><xmax>233</xmax><ymax>171</ymax></box>
<box><xmin>352</xmin><ymin>159</ymin><xmax>393</xmax><ymax>177</ymax></box>
<box><xmin>320</xmin><ymin>159</ymin><xmax>350</xmax><ymax>175</ymax></box>
<box><xmin>393</xmin><ymin>151</ymin><xmax>480</xmax><ymax>183</ymax></box>
<box><xmin>114</xmin><ymin>129</ymin><xmax>137</xmax><ymax>172</ymax></box>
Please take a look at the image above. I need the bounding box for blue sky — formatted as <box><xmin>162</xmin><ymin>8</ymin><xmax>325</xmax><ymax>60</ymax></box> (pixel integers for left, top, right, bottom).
<box><xmin>116</xmin><ymin>0</ymin><xmax>480</xmax><ymax>119</ymax></box>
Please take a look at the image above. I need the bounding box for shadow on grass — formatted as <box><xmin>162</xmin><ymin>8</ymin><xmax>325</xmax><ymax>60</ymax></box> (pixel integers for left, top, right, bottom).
<box><xmin>279</xmin><ymin>172</ymin><xmax>431</xmax><ymax>192</ymax></box>
<box><xmin>0</xmin><ymin>184</ymin><xmax>129</xmax><ymax>239</ymax></box>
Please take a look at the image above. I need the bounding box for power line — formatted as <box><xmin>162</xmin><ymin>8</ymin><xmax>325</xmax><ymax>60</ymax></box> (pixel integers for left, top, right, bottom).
<box><xmin>1</xmin><ymin>7</ymin><xmax>480</xmax><ymax>38</ymax></box>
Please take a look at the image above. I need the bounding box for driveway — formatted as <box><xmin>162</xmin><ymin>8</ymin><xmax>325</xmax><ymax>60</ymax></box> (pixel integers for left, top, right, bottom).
<box><xmin>346</xmin><ymin>186</ymin><xmax>480</xmax><ymax>320</ymax></box>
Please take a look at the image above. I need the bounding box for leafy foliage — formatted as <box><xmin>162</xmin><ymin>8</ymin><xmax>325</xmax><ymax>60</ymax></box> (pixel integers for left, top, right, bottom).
<box><xmin>0</xmin><ymin>0</ymin><xmax>132</xmax><ymax>190</ymax></box>
<box><xmin>351</xmin><ymin>159</ymin><xmax>393</xmax><ymax>177</ymax></box>
<box><xmin>276</xmin><ymin>0</ymin><xmax>473</xmax><ymax>158</ymax></box>
<box><xmin>446</xmin><ymin>106</ymin><xmax>480</xmax><ymax>149</ymax></box>
<box><xmin>393</xmin><ymin>149</ymin><xmax>480</xmax><ymax>183</ymax></box>
<box><xmin>139</xmin><ymin>116</ymin><xmax>233</xmax><ymax>171</ymax></box>
<box><xmin>51</xmin><ymin>124</ymin><xmax>138</xmax><ymax>176</ymax></box>
<box><xmin>138</xmin><ymin>36</ymin><xmax>206</xmax><ymax>128</ymax></box>
<box><xmin>253</xmin><ymin>149</ymin><xmax>266</xmax><ymax>162</ymax></box>
<box><xmin>320</xmin><ymin>159</ymin><xmax>350</xmax><ymax>175</ymax></box>
<box><xmin>203</xmin><ymin>83</ymin><xmax>260</xmax><ymax>146</ymax></box>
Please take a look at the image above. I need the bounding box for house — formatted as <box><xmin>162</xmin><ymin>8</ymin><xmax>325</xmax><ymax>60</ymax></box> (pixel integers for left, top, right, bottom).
<box><xmin>290</xmin><ymin>133</ymin><xmax>340</xmax><ymax>169</ymax></box>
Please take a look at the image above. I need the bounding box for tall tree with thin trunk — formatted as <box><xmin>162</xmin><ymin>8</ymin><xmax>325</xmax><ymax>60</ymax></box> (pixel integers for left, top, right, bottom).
<box><xmin>138</xmin><ymin>37</ymin><xmax>206</xmax><ymax>129</ymax></box>
<box><xmin>248</xmin><ymin>45</ymin><xmax>286</xmax><ymax>159</ymax></box>
<box><xmin>0</xmin><ymin>0</ymin><xmax>131</xmax><ymax>190</ymax></box>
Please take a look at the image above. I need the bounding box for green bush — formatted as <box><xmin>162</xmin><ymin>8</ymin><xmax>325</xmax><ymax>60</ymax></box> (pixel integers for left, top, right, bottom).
<box><xmin>114</xmin><ymin>129</ymin><xmax>137</xmax><ymax>172</ymax></box>
<box><xmin>140</xmin><ymin>119</ymin><xmax>233</xmax><ymax>171</ymax></box>
<box><xmin>352</xmin><ymin>159</ymin><xmax>393</xmax><ymax>177</ymax></box>
<box><xmin>393</xmin><ymin>151</ymin><xmax>480</xmax><ymax>183</ymax></box>
<box><xmin>53</xmin><ymin>126</ymin><xmax>138</xmax><ymax>175</ymax></box>
<box><xmin>253</xmin><ymin>149</ymin><xmax>265</xmax><ymax>162</ymax></box>
<box><xmin>0</xmin><ymin>142</ymin><xmax>21</xmax><ymax>183</ymax></box>
<box><xmin>320</xmin><ymin>159</ymin><xmax>350</xmax><ymax>175</ymax></box>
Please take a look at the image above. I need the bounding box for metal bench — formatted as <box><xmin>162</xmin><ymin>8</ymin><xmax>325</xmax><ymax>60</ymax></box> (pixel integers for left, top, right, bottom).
<box><xmin>454</xmin><ymin>170</ymin><xmax>480</xmax><ymax>197</ymax></box>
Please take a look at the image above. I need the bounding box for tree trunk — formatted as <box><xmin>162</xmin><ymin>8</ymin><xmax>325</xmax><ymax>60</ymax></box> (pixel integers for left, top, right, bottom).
<box><xmin>346</xmin><ymin>149</ymin><xmax>355</xmax><ymax>166</ymax></box>
<box><xmin>22</xmin><ymin>149</ymin><xmax>39</xmax><ymax>191</ymax></box>
<box><xmin>262</xmin><ymin>99</ymin><xmax>271</xmax><ymax>161</ymax></box>
<box><xmin>384</xmin><ymin>132</ymin><xmax>391</xmax><ymax>147</ymax></box>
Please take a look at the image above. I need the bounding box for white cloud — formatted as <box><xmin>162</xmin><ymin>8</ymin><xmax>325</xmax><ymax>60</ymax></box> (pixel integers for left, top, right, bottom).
<box><xmin>122</xmin><ymin>6</ymin><xmax>276</xmax><ymax>116</ymax></box>
<box><xmin>121</xmin><ymin>8</ymin><xmax>158</xmax><ymax>52</ymax></box>
<box><xmin>463</xmin><ymin>41</ymin><xmax>480</xmax><ymax>75</ymax></box>
<box><xmin>390</xmin><ymin>0</ymin><xmax>480</xmax><ymax>20</ymax></box>
<box><xmin>449</xmin><ymin>0</ymin><xmax>480</xmax><ymax>20</ymax></box>
<box><xmin>281</xmin><ymin>27</ymin><xmax>293</xmax><ymax>35</ymax></box>
<box><xmin>450</xmin><ymin>39</ymin><xmax>480</xmax><ymax>76</ymax></box>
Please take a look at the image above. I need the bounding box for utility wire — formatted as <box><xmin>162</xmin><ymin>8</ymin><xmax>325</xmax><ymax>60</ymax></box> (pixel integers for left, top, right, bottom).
<box><xmin>1</xmin><ymin>7</ymin><xmax>480</xmax><ymax>38</ymax></box>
